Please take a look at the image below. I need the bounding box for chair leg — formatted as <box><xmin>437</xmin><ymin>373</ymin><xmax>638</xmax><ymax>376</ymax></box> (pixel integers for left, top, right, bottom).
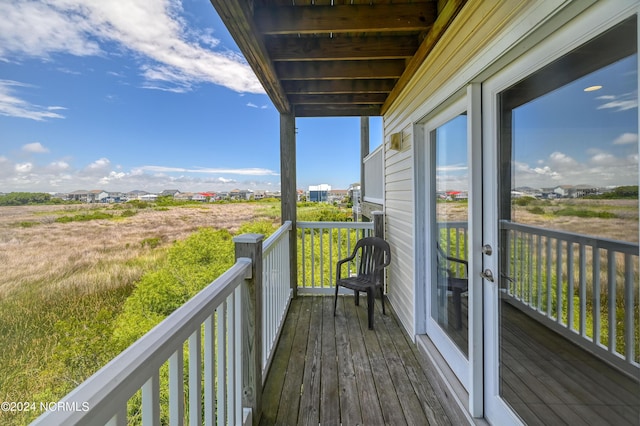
<box><xmin>334</xmin><ymin>283</ymin><xmax>339</xmax><ymax>316</ymax></box>
<box><xmin>367</xmin><ymin>288</ymin><xmax>374</xmax><ymax>329</ymax></box>
<box><xmin>453</xmin><ymin>289</ymin><xmax>462</xmax><ymax>330</ymax></box>
<box><xmin>354</xmin><ymin>290</ymin><xmax>359</xmax><ymax>306</ymax></box>
<box><xmin>379</xmin><ymin>286</ymin><xmax>386</xmax><ymax>315</ymax></box>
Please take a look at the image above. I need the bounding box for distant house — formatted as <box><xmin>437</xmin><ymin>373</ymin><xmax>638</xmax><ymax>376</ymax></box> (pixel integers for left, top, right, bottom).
<box><xmin>309</xmin><ymin>184</ymin><xmax>331</xmax><ymax>202</ymax></box>
<box><xmin>89</xmin><ymin>190</ymin><xmax>109</xmax><ymax>203</ymax></box>
<box><xmin>127</xmin><ymin>190</ymin><xmax>149</xmax><ymax>200</ymax></box>
<box><xmin>229</xmin><ymin>189</ymin><xmax>253</xmax><ymax>200</ymax></box>
<box><xmin>159</xmin><ymin>189</ymin><xmax>181</xmax><ymax>198</ymax></box>
<box><xmin>174</xmin><ymin>192</ymin><xmax>194</xmax><ymax>201</ymax></box>
<box><xmin>68</xmin><ymin>190</ymin><xmax>91</xmax><ymax>203</ymax></box>
<box><xmin>554</xmin><ymin>185</ymin><xmax>574</xmax><ymax>198</ymax></box>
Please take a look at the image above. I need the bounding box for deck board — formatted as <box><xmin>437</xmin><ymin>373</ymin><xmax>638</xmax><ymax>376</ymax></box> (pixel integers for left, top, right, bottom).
<box><xmin>259</xmin><ymin>295</ymin><xmax>639</xmax><ymax>425</ymax></box>
<box><xmin>260</xmin><ymin>295</ymin><xmax>455</xmax><ymax>425</ymax></box>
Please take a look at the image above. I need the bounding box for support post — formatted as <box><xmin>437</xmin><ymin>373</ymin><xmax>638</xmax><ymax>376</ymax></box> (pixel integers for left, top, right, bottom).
<box><xmin>234</xmin><ymin>233</ymin><xmax>264</xmax><ymax>426</ymax></box>
<box><xmin>359</xmin><ymin>117</ymin><xmax>370</xmax><ymax>221</ymax></box>
<box><xmin>280</xmin><ymin>113</ymin><xmax>298</xmax><ymax>297</ymax></box>
<box><xmin>372</xmin><ymin>211</ymin><xmax>384</xmax><ymax>239</ymax></box>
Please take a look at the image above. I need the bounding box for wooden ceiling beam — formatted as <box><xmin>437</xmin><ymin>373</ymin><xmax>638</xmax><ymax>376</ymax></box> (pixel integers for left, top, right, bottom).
<box><xmin>294</xmin><ymin>104</ymin><xmax>382</xmax><ymax>117</ymax></box>
<box><xmin>289</xmin><ymin>93</ymin><xmax>387</xmax><ymax>105</ymax></box>
<box><xmin>266</xmin><ymin>36</ymin><xmax>419</xmax><ymax>61</ymax></box>
<box><xmin>282</xmin><ymin>79</ymin><xmax>397</xmax><ymax>94</ymax></box>
<box><xmin>256</xmin><ymin>4</ymin><xmax>437</xmax><ymax>35</ymax></box>
<box><xmin>275</xmin><ymin>60</ymin><xmax>405</xmax><ymax>80</ymax></box>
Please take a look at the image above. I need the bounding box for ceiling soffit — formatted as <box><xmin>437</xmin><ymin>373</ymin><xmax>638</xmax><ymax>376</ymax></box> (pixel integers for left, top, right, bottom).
<box><xmin>210</xmin><ymin>0</ymin><xmax>466</xmax><ymax>117</ymax></box>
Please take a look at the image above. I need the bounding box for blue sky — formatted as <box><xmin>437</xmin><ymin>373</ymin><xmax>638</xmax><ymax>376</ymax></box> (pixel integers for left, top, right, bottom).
<box><xmin>0</xmin><ymin>0</ymin><xmax>382</xmax><ymax>194</ymax></box>
<box><xmin>434</xmin><ymin>54</ymin><xmax>638</xmax><ymax>192</ymax></box>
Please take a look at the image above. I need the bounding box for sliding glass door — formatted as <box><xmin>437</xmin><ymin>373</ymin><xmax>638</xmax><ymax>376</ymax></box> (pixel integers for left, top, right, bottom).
<box><xmin>483</xmin><ymin>14</ymin><xmax>639</xmax><ymax>425</ymax></box>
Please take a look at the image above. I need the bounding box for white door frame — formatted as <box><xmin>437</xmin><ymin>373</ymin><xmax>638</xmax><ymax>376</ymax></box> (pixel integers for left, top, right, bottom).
<box><xmin>480</xmin><ymin>2</ymin><xmax>639</xmax><ymax>424</ymax></box>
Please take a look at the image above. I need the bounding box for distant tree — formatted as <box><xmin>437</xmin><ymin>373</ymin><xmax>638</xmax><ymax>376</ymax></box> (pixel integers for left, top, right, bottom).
<box><xmin>0</xmin><ymin>192</ymin><xmax>53</xmax><ymax>206</ymax></box>
<box><xmin>587</xmin><ymin>185</ymin><xmax>638</xmax><ymax>199</ymax></box>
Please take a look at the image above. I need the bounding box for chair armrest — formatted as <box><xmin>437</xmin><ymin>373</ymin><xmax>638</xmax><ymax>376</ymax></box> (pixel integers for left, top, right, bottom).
<box><xmin>445</xmin><ymin>255</ymin><xmax>468</xmax><ymax>276</ymax></box>
<box><xmin>336</xmin><ymin>253</ymin><xmax>357</xmax><ymax>280</ymax></box>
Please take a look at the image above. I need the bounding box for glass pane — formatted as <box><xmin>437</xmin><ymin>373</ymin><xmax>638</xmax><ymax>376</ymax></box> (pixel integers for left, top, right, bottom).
<box><xmin>432</xmin><ymin>113</ymin><xmax>469</xmax><ymax>356</ymax></box>
<box><xmin>498</xmin><ymin>17</ymin><xmax>639</xmax><ymax>425</ymax></box>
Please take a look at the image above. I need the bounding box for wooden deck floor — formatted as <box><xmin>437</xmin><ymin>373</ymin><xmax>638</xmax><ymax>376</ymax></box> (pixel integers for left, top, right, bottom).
<box><xmin>260</xmin><ymin>295</ymin><xmax>461</xmax><ymax>426</ymax></box>
<box><xmin>501</xmin><ymin>301</ymin><xmax>640</xmax><ymax>426</ymax></box>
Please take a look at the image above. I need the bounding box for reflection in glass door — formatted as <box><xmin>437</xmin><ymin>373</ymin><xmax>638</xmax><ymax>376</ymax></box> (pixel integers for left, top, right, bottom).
<box><xmin>431</xmin><ymin>113</ymin><xmax>469</xmax><ymax>356</ymax></box>
<box><xmin>495</xmin><ymin>17</ymin><xmax>639</xmax><ymax>425</ymax></box>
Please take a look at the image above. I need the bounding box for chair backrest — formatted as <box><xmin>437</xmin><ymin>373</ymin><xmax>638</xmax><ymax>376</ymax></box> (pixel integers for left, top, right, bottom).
<box><xmin>353</xmin><ymin>237</ymin><xmax>391</xmax><ymax>283</ymax></box>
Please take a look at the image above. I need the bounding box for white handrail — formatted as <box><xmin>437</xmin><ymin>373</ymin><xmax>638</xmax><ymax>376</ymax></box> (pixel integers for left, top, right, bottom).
<box><xmin>32</xmin><ymin>258</ymin><xmax>252</xmax><ymax>426</ymax></box>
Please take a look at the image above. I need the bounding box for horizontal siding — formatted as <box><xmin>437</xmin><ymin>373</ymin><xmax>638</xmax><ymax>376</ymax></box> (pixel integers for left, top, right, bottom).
<box><xmin>384</xmin><ymin>120</ymin><xmax>415</xmax><ymax>336</ymax></box>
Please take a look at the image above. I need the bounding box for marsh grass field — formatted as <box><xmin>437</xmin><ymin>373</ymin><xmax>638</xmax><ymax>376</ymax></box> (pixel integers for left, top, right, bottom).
<box><xmin>0</xmin><ymin>197</ymin><xmax>636</xmax><ymax>424</ymax></box>
<box><xmin>0</xmin><ymin>201</ymin><xmax>279</xmax><ymax>424</ymax></box>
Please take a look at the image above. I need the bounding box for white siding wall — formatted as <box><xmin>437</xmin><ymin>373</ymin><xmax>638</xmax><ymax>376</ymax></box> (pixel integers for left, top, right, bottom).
<box><xmin>384</xmin><ymin>126</ymin><xmax>415</xmax><ymax>335</ymax></box>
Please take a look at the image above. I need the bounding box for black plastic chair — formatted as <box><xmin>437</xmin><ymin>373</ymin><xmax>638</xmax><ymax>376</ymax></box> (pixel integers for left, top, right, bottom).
<box><xmin>436</xmin><ymin>243</ymin><xmax>468</xmax><ymax>330</ymax></box>
<box><xmin>333</xmin><ymin>237</ymin><xmax>391</xmax><ymax>329</ymax></box>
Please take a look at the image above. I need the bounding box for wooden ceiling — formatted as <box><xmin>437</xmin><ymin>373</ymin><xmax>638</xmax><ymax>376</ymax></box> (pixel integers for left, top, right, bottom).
<box><xmin>210</xmin><ymin>0</ymin><xmax>466</xmax><ymax>117</ymax></box>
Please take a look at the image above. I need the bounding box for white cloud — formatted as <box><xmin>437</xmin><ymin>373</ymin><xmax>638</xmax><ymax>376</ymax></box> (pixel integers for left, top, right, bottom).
<box><xmin>0</xmin><ymin>80</ymin><xmax>66</xmax><ymax>121</ymax></box>
<box><xmin>613</xmin><ymin>132</ymin><xmax>638</xmax><ymax>145</ymax></box>
<box><xmin>22</xmin><ymin>142</ymin><xmax>49</xmax><ymax>153</ymax></box>
<box><xmin>15</xmin><ymin>162</ymin><xmax>33</xmax><ymax>173</ymax></box>
<box><xmin>597</xmin><ymin>91</ymin><xmax>638</xmax><ymax>112</ymax></box>
<box><xmin>0</xmin><ymin>0</ymin><xmax>264</xmax><ymax>94</ymax></box>
<box><xmin>139</xmin><ymin>165</ymin><xmax>279</xmax><ymax>176</ymax></box>
<box><xmin>247</xmin><ymin>102</ymin><xmax>258</xmax><ymax>108</ymax></box>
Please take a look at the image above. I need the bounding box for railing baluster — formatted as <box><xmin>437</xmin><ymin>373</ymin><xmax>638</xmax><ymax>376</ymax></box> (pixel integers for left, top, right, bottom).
<box><xmin>556</xmin><ymin>238</ymin><xmax>563</xmax><ymax>323</ymax></box>
<box><xmin>537</xmin><ymin>234</ymin><xmax>543</xmax><ymax>311</ymax></box>
<box><xmin>528</xmin><ymin>233</ymin><xmax>533</xmax><ymax>305</ymax></box>
<box><xmin>169</xmin><ymin>348</ymin><xmax>185</xmax><ymax>426</ymax></box>
<box><xmin>320</xmin><ymin>228</ymin><xmax>325</xmax><ymax>287</ymax></box>
<box><xmin>301</xmin><ymin>228</ymin><xmax>307</xmax><ymax>287</ymax></box>
<box><xmin>234</xmin><ymin>285</ymin><xmax>243</xmax><ymax>422</ymax></box>
<box><xmin>546</xmin><ymin>236</ymin><xmax>553</xmax><ymax>317</ymax></box>
<box><xmin>579</xmin><ymin>244</ymin><xmax>587</xmax><ymax>337</ymax></box>
<box><xmin>189</xmin><ymin>329</ymin><xmax>202</xmax><ymax>426</ymax></box>
<box><xmin>311</xmin><ymin>229</ymin><xmax>316</xmax><ymax>288</ymax></box>
<box><xmin>204</xmin><ymin>314</ymin><xmax>215</xmax><ymax>426</ymax></box>
<box><xmin>106</xmin><ymin>405</ymin><xmax>127</xmax><ymax>426</ymax></box>
<box><xmin>227</xmin><ymin>293</ymin><xmax>236</xmax><ymax>426</ymax></box>
<box><xmin>142</xmin><ymin>372</ymin><xmax>160</xmax><ymax>426</ymax></box>
<box><xmin>607</xmin><ymin>250</ymin><xmax>616</xmax><ymax>353</ymax></box>
<box><xmin>217</xmin><ymin>303</ymin><xmax>226</xmax><ymax>425</ymax></box>
<box><xmin>593</xmin><ymin>245</ymin><xmax>601</xmax><ymax>346</ymax></box>
<box><xmin>624</xmin><ymin>253</ymin><xmax>635</xmax><ymax>363</ymax></box>
<box><xmin>566</xmin><ymin>242</ymin><xmax>574</xmax><ymax>331</ymax></box>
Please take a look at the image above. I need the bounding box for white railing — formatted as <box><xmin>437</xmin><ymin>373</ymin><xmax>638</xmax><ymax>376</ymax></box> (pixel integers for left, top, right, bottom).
<box><xmin>502</xmin><ymin>221</ymin><xmax>639</xmax><ymax>376</ymax></box>
<box><xmin>261</xmin><ymin>221</ymin><xmax>292</xmax><ymax>379</ymax></box>
<box><xmin>32</xmin><ymin>259</ymin><xmax>253</xmax><ymax>426</ymax></box>
<box><xmin>297</xmin><ymin>221</ymin><xmax>374</xmax><ymax>293</ymax></box>
<box><xmin>363</xmin><ymin>144</ymin><xmax>384</xmax><ymax>205</ymax></box>
<box><xmin>437</xmin><ymin>220</ymin><xmax>639</xmax><ymax>376</ymax></box>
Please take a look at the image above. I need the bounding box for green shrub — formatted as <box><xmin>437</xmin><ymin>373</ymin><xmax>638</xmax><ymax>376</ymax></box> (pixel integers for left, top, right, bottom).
<box><xmin>55</xmin><ymin>211</ymin><xmax>114</xmax><ymax>223</ymax></box>
<box><xmin>140</xmin><ymin>237</ymin><xmax>162</xmax><ymax>248</ymax></box>
<box><xmin>554</xmin><ymin>208</ymin><xmax>616</xmax><ymax>219</ymax></box>
<box><xmin>514</xmin><ymin>196</ymin><xmax>537</xmax><ymax>206</ymax></box>
<box><xmin>120</xmin><ymin>209</ymin><xmax>137</xmax><ymax>218</ymax></box>
<box><xmin>528</xmin><ymin>206</ymin><xmax>545</xmax><ymax>215</ymax></box>
<box><xmin>18</xmin><ymin>221</ymin><xmax>38</xmax><ymax>228</ymax></box>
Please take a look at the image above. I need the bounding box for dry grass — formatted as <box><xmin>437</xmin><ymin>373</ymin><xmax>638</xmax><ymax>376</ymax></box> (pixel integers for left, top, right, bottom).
<box><xmin>0</xmin><ymin>203</ymin><xmax>273</xmax><ymax>299</ymax></box>
<box><xmin>437</xmin><ymin>199</ymin><xmax>638</xmax><ymax>243</ymax></box>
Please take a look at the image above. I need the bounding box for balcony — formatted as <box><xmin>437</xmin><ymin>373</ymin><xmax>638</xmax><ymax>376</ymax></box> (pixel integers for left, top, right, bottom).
<box><xmin>33</xmin><ymin>219</ymin><xmax>638</xmax><ymax>425</ymax></box>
